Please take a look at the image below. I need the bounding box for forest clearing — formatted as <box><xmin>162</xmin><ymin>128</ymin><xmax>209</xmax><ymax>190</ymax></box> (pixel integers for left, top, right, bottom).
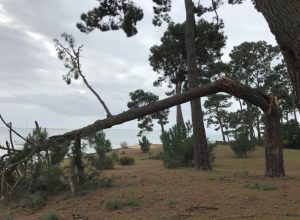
<box><xmin>1</xmin><ymin>145</ymin><xmax>299</xmax><ymax>220</ymax></box>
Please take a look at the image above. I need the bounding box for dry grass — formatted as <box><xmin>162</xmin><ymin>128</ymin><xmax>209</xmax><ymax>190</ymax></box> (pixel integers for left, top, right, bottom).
<box><xmin>1</xmin><ymin>145</ymin><xmax>300</xmax><ymax>220</ymax></box>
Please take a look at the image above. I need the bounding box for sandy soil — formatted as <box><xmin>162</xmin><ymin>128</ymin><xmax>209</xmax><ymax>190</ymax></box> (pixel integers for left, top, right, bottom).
<box><xmin>1</xmin><ymin>145</ymin><xmax>300</xmax><ymax>220</ymax></box>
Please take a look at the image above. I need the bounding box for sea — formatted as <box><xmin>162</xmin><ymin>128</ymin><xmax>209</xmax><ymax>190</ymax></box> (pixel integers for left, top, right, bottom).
<box><xmin>0</xmin><ymin>127</ymin><xmax>221</xmax><ymax>155</ymax></box>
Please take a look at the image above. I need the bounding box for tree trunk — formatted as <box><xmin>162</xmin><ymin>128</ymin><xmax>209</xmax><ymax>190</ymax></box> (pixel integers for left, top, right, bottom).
<box><xmin>73</xmin><ymin>136</ymin><xmax>84</xmax><ymax>184</ymax></box>
<box><xmin>264</xmin><ymin>97</ymin><xmax>285</xmax><ymax>177</ymax></box>
<box><xmin>256</xmin><ymin>109</ymin><xmax>262</xmax><ymax>144</ymax></box>
<box><xmin>254</xmin><ymin>0</ymin><xmax>300</xmax><ymax>110</ymax></box>
<box><xmin>176</xmin><ymin>82</ymin><xmax>185</xmax><ymax>125</ymax></box>
<box><xmin>1</xmin><ymin>77</ymin><xmax>286</xmax><ymax>189</ymax></box>
<box><xmin>184</xmin><ymin>0</ymin><xmax>210</xmax><ymax>169</ymax></box>
<box><xmin>219</xmin><ymin>118</ymin><xmax>226</xmax><ymax>143</ymax></box>
<box><xmin>246</xmin><ymin>103</ymin><xmax>255</xmax><ymax>141</ymax></box>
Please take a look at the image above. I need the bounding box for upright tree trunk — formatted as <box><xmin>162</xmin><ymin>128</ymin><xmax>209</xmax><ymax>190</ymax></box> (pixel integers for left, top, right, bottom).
<box><xmin>219</xmin><ymin>118</ymin><xmax>226</xmax><ymax>143</ymax></box>
<box><xmin>254</xmin><ymin>0</ymin><xmax>300</xmax><ymax>110</ymax></box>
<box><xmin>256</xmin><ymin>109</ymin><xmax>262</xmax><ymax>144</ymax></box>
<box><xmin>264</xmin><ymin>97</ymin><xmax>285</xmax><ymax>177</ymax></box>
<box><xmin>73</xmin><ymin>136</ymin><xmax>84</xmax><ymax>184</ymax></box>
<box><xmin>176</xmin><ymin>82</ymin><xmax>185</xmax><ymax>125</ymax></box>
<box><xmin>246</xmin><ymin>103</ymin><xmax>255</xmax><ymax>141</ymax></box>
<box><xmin>184</xmin><ymin>0</ymin><xmax>210</xmax><ymax>169</ymax></box>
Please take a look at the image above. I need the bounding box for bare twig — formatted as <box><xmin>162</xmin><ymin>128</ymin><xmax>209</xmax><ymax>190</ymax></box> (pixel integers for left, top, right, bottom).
<box><xmin>0</xmin><ymin>115</ymin><xmax>33</xmax><ymax>145</ymax></box>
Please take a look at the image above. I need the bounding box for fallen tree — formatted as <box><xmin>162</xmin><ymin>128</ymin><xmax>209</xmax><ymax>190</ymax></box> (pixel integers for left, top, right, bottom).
<box><xmin>0</xmin><ymin>77</ymin><xmax>284</xmax><ymax>198</ymax></box>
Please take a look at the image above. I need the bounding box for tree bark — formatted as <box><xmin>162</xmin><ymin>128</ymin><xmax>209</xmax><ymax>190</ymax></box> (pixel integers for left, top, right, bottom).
<box><xmin>219</xmin><ymin>118</ymin><xmax>226</xmax><ymax>143</ymax></box>
<box><xmin>73</xmin><ymin>136</ymin><xmax>84</xmax><ymax>184</ymax></box>
<box><xmin>184</xmin><ymin>0</ymin><xmax>210</xmax><ymax>169</ymax></box>
<box><xmin>176</xmin><ymin>82</ymin><xmax>185</xmax><ymax>125</ymax></box>
<box><xmin>264</xmin><ymin>97</ymin><xmax>285</xmax><ymax>177</ymax></box>
<box><xmin>254</xmin><ymin>0</ymin><xmax>300</xmax><ymax>110</ymax></box>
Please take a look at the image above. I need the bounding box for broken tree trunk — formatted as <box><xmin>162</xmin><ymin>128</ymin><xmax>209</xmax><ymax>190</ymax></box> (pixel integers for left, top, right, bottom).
<box><xmin>0</xmin><ymin>77</ymin><xmax>286</xmax><ymax>197</ymax></box>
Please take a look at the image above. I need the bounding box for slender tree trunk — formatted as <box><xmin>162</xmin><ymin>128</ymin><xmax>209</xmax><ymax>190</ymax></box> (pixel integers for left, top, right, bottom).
<box><xmin>264</xmin><ymin>97</ymin><xmax>285</xmax><ymax>177</ymax></box>
<box><xmin>254</xmin><ymin>0</ymin><xmax>300</xmax><ymax>110</ymax></box>
<box><xmin>238</xmin><ymin>99</ymin><xmax>243</xmax><ymax>111</ymax></box>
<box><xmin>184</xmin><ymin>0</ymin><xmax>210</xmax><ymax>169</ymax></box>
<box><xmin>219</xmin><ymin>118</ymin><xmax>226</xmax><ymax>143</ymax></box>
<box><xmin>246</xmin><ymin>103</ymin><xmax>255</xmax><ymax>140</ymax></box>
<box><xmin>293</xmin><ymin>97</ymin><xmax>298</xmax><ymax>122</ymax></box>
<box><xmin>73</xmin><ymin>136</ymin><xmax>84</xmax><ymax>184</ymax></box>
<box><xmin>176</xmin><ymin>82</ymin><xmax>185</xmax><ymax>125</ymax></box>
<box><xmin>256</xmin><ymin>110</ymin><xmax>262</xmax><ymax>144</ymax></box>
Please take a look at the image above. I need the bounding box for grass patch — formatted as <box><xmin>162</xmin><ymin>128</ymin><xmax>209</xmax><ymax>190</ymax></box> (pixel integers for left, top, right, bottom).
<box><xmin>41</xmin><ymin>211</ymin><xmax>60</xmax><ymax>220</ymax></box>
<box><xmin>22</xmin><ymin>192</ymin><xmax>48</xmax><ymax>210</ymax></box>
<box><xmin>244</xmin><ymin>182</ymin><xmax>277</xmax><ymax>191</ymax></box>
<box><xmin>166</xmin><ymin>199</ymin><xmax>178</xmax><ymax>207</ymax></box>
<box><xmin>105</xmin><ymin>197</ymin><xmax>141</xmax><ymax>210</ymax></box>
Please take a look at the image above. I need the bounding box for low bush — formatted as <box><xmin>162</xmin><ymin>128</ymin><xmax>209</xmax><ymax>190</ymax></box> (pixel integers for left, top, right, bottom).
<box><xmin>105</xmin><ymin>197</ymin><xmax>141</xmax><ymax>210</ymax></box>
<box><xmin>119</xmin><ymin>156</ymin><xmax>135</xmax><ymax>165</ymax></box>
<box><xmin>161</xmin><ymin>123</ymin><xmax>216</xmax><ymax>168</ymax></box>
<box><xmin>244</xmin><ymin>182</ymin><xmax>277</xmax><ymax>191</ymax></box>
<box><xmin>139</xmin><ymin>136</ymin><xmax>151</xmax><ymax>153</ymax></box>
<box><xmin>230</xmin><ymin>132</ymin><xmax>255</xmax><ymax>157</ymax></box>
<box><xmin>111</xmin><ymin>151</ymin><xmax>119</xmax><ymax>162</ymax></box>
<box><xmin>41</xmin><ymin>211</ymin><xmax>60</xmax><ymax>220</ymax></box>
<box><xmin>24</xmin><ymin>192</ymin><xmax>48</xmax><ymax>210</ymax></box>
<box><xmin>90</xmin><ymin>156</ymin><xmax>114</xmax><ymax>170</ymax></box>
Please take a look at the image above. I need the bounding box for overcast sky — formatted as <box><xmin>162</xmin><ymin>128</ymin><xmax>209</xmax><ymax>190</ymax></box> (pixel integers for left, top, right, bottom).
<box><xmin>0</xmin><ymin>0</ymin><xmax>276</xmax><ymax>132</ymax></box>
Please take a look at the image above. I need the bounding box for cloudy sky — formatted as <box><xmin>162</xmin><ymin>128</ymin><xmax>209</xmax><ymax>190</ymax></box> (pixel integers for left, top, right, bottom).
<box><xmin>0</xmin><ymin>0</ymin><xmax>276</xmax><ymax>133</ymax></box>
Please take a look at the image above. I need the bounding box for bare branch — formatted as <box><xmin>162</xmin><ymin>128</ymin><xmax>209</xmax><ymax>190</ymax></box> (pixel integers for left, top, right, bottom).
<box><xmin>0</xmin><ymin>115</ymin><xmax>33</xmax><ymax>145</ymax></box>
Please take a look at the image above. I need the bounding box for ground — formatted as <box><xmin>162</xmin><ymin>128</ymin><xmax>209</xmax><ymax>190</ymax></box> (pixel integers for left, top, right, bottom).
<box><xmin>1</xmin><ymin>145</ymin><xmax>300</xmax><ymax>220</ymax></box>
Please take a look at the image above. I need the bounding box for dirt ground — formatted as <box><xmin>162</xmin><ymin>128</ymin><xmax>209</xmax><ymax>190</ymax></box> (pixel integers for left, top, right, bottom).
<box><xmin>1</xmin><ymin>145</ymin><xmax>300</xmax><ymax>220</ymax></box>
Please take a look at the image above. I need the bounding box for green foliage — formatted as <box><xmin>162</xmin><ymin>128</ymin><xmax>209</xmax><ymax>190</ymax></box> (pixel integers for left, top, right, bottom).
<box><xmin>41</xmin><ymin>211</ymin><xmax>60</xmax><ymax>220</ymax></box>
<box><xmin>244</xmin><ymin>182</ymin><xmax>277</xmax><ymax>191</ymax></box>
<box><xmin>88</xmin><ymin>130</ymin><xmax>112</xmax><ymax>158</ymax></box>
<box><xmin>139</xmin><ymin>136</ymin><xmax>151</xmax><ymax>153</ymax></box>
<box><xmin>127</xmin><ymin>89</ymin><xmax>169</xmax><ymax>136</ymax></box>
<box><xmin>119</xmin><ymin>156</ymin><xmax>135</xmax><ymax>165</ymax></box>
<box><xmin>24</xmin><ymin>192</ymin><xmax>48</xmax><ymax>210</ymax></box>
<box><xmin>230</xmin><ymin>132</ymin><xmax>255</xmax><ymax>157</ymax></box>
<box><xmin>161</xmin><ymin>123</ymin><xmax>193</xmax><ymax>168</ymax></box>
<box><xmin>97</xmin><ymin>178</ymin><xmax>113</xmax><ymax>188</ymax></box>
<box><xmin>105</xmin><ymin>197</ymin><xmax>141</xmax><ymax>210</ymax></box>
<box><xmin>282</xmin><ymin>120</ymin><xmax>300</xmax><ymax>149</ymax></box>
<box><xmin>161</xmin><ymin>124</ymin><xmax>216</xmax><ymax>168</ymax></box>
<box><xmin>111</xmin><ymin>151</ymin><xmax>119</xmax><ymax>162</ymax></box>
<box><xmin>77</xmin><ymin>0</ymin><xmax>144</xmax><ymax>37</ymax></box>
<box><xmin>87</xmin><ymin>154</ymin><xmax>114</xmax><ymax>170</ymax></box>
<box><xmin>149</xmin><ymin>20</ymin><xmax>226</xmax><ymax>90</ymax></box>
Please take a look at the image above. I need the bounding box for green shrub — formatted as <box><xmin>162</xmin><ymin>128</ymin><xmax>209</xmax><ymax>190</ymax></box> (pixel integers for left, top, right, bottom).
<box><xmin>119</xmin><ymin>156</ymin><xmax>135</xmax><ymax>165</ymax></box>
<box><xmin>105</xmin><ymin>198</ymin><xmax>141</xmax><ymax>210</ymax></box>
<box><xmin>161</xmin><ymin>123</ymin><xmax>193</xmax><ymax>168</ymax></box>
<box><xmin>41</xmin><ymin>211</ymin><xmax>60</xmax><ymax>220</ymax></box>
<box><xmin>111</xmin><ymin>151</ymin><xmax>119</xmax><ymax>162</ymax></box>
<box><xmin>139</xmin><ymin>136</ymin><xmax>151</xmax><ymax>153</ymax></box>
<box><xmin>161</xmin><ymin>123</ymin><xmax>216</xmax><ymax>168</ymax></box>
<box><xmin>105</xmin><ymin>199</ymin><xmax>124</xmax><ymax>210</ymax></box>
<box><xmin>24</xmin><ymin>192</ymin><xmax>47</xmax><ymax>209</ymax></box>
<box><xmin>282</xmin><ymin>120</ymin><xmax>300</xmax><ymax>149</ymax></box>
<box><xmin>89</xmin><ymin>156</ymin><xmax>114</xmax><ymax>170</ymax></box>
<box><xmin>88</xmin><ymin>130</ymin><xmax>112</xmax><ymax>158</ymax></box>
<box><xmin>244</xmin><ymin>182</ymin><xmax>277</xmax><ymax>191</ymax></box>
<box><xmin>230</xmin><ymin>132</ymin><xmax>255</xmax><ymax>157</ymax></box>
<box><xmin>97</xmin><ymin>178</ymin><xmax>113</xmax><ymax>188</ymax></box>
